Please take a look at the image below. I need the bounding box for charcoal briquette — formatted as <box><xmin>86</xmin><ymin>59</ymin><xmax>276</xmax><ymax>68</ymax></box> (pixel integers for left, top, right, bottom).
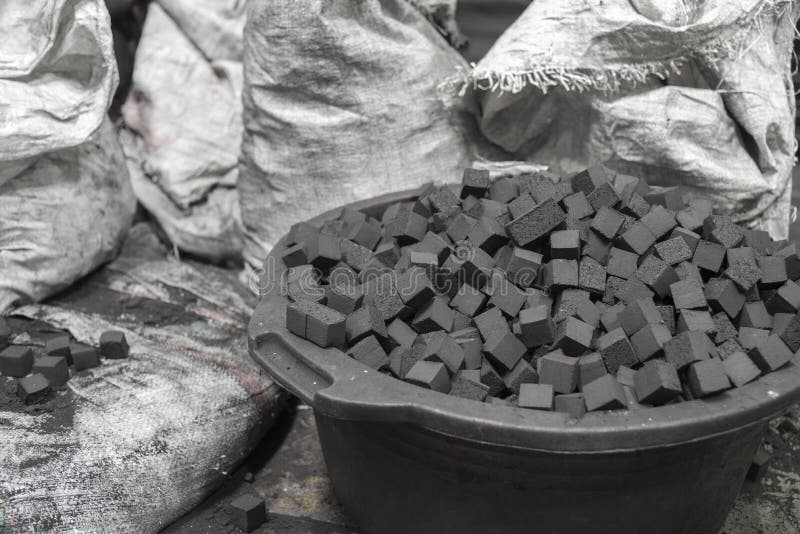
<box><xmin>519</xmin><ymin>305</ymin><xmax>556</xmax><ymax>348</ymax></box>
<box><xmin>596</xmin><ymin>328</ymin><xmax>638</xmax><ymax>374</ymax></box>
<box><xmin>0</xmin><ymin>345</ymin><xmax>33</xmax><ymax>378</ymax></box>
<box><xmin>537</xmin><ymin>350</ymin><xmax>579</xmax><ymax>394</ymax></box>
<box><xmin>705</xmin><ymin>277</ymin><xmax>745</xmax><ymax>318</ymax></box>
<box><xmin>347</xmin><ymin>305</ymin><xmax>388</xmax><ymax>342</ymax></box>
<box><xmin>738</xmin><ymin>326</ymin><xmax>770</xmax><ymax>350</ymax></box>
<box><xmin>618</xmin><ymin>297</ymin><xmax>663</xmax><ymax>336</ymax></box>
<box><xmin>480</xmin><ymin>360</ymin><xmax>506</xmax><ymax>396</ymax></box>
<box><xmin>461</xmin><ymin>168</ymin><xmax>490</xmax><ymax>199</ymax></box>
<box><xmin>502</xmin><ymin>359</ymin><xmax>538</xmax><ymax>395</ymax></box>
<box><xmin>422</xmin><ymin>331</ymin><xmax>466</xmax><ymax>373</ymax></box>
<box><xmin>450</xmin><ymin>371</ymin><xmax>491</xmax><ymax>401</ymax></box>
<box><xmin>17</xmin><ymin>373</ymin><xmax>51</xmax><ymax>404</ymax></box>
<box><xmin>670</xmin><ymin>278</ymin><xmax>707</xmax><ymax>310</ymax></box>
<box><xmin>483</xmin><ymin>330</ymin><xmax>526</xmax><ymax>372</ymax></box>
<box><xmin>655</xmin><ymin>236</ymin><xmax>693</xmax><ymax>266</ymax></box>
<box><xmin>676</xmin><ymin>309</ymin><xmax>715</xmax><ymax>335</ymax></box>
<box><xmin>606</xmin><ymin>247</ymin><xmax>638</xmax><ymax>280</ymax></box>
<box><xmin>693</xmin><ymin>239</ymin><xmax>726</xmax><ymax>274</ymax></box>
<box><xmin>765</xmin><ymin>280</ymin><xmax>800</xmax><ymax>314</ymax></box>
<box><xmin>635</xmin><ymin>255</ymin><xmax>678</xmax><ymax>298</ymax></box>
<box><xmin>579</xmin><ymin>257</ymin><xmax>606</xmax><ymax>294</ymax></box>
<box><xmin>412</xmin><ymin>297</ymin><xmax>454</xmax><ymax>333</ymax></box>
<box><xmin>634</xmin><ymin>360</ymin><xmax>682</xmax><ymax>405</ymax></box>
<box><xmin>630</xmin><ymin>323</ymin><xmax>672</xmax><ymax>362</ymax></box>
<box><xmin>505</xmin><ymin>198</ymin><xmax>567</xmax><ymax>248</ymax></box>
<box><xmin>554</xmin><ymin>317</ymin><xmax>594</xmax><ymax>357</ymax></box>
<box><xmin>518</xmin><ymin>383</ymin><xmax>554</xmax><ymax>410</ymax></box>
<box><xmin>32</xmin><ymin>356</ymin><xmax>69</xmax><ymax>386</ymax></box>
<box><xmin>583</xmin><ymin>374</ymin><xmax>628</xmax><ymax>411</ymax></box>
<box><xmin>617</xmin><ymin>221</ymin><xmax>656</xmax><ymax>256</ymax></box>
<box><xmin>739</xmin><ymin>301</ymin><xmax>772</xmax><ymax>330</ymax></box>
<box><xmin>722</xmin><ymin>351</ymin><xmax>761</xmax><ymax>387</ymax></box>
<box><xmin>562</xmin><ymin>191</ymin><xmax>595</xmax><ymax>220</ymax></box>
<box><xmin>712</xmin><ymin>312</ymin><xmax>738</xmax><ymax>344</ymax></box>
<box><xmin>70</xmin><ymin>343</ymin><xmax>100</xmax><ymax>371</ymax></box>
<box><xmin>748</xmin><ymin>334</ymin><xmax>793</xmax><ymax>372</ymax></box>
<box><xmin>100</xmin><ymin>330</ymin><xmax>130</xmax><ymax>359</ymax></box>
<box><xmin>348</xmin><ymin>335</ymin><xmax>389</xmax><ymax>371</ymax></box>
<box><xmin>505</xmin><ymin>247</ymin><xmax>543</xmax><ymax>288</ymax></box>
<box><xmin>664</xmin><ymin>330</ymin><xmax>715</xmax><ymax>370</ymax></box>
<box><xmin>686</xmin><ymin>358</ymin><xmax>731</xmax><ymax>398</ymax></box>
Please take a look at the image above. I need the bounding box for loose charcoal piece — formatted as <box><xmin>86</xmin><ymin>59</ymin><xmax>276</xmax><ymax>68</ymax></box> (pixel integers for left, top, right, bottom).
<box><xmin>675</xmin><ymin>261</ymin><xmax>703</xmax><ymax>284</ymax></box>
<box><xmin>724</xmin><ymin>248</ymin><xmax>762</xmax><ymax>292</ymax></box>
<box><xmin>537</xmin><ymin>350</ymin><xmax>579</xmax><ymax>394</ymax></box>
<box><xmin>518</xmin><ymin>383</ymin><xmax>554</xmax><ymax>410</ymax></box>
<box><xmin>457</xmin><ymin>337</ymin><xmax>483</xmax><ymax>370</ymax></box>
<box><xmin>348</xmin><ymin>335</ymin><xmax>390</xmax><ymax>371</ymax></box>
<box><xmin>397</xmin><ymin>267</ymin><xmax>436</xmax><ymax>310</ymax></box>
<box><xmin>552</xmin><ymin>288</ymin><xmax>592</xmax><ymax>323</ymax></box>
<box><xmin>676</xmin><ymin>309</ymin><xmax>715</xmax><ymax>335</ymax></box>
<box><xmin>405</xmin><ymin>361</ymin><xmax>451</xmax><ymax>393</ymax></box>
<box><xmin>17</xmin><ymin>373</ymin><xmax>51</xmax><ymax>404</ymax></box>
<box><xmin>587</xmin><ymin>183</ymin><xmax>620</xmax><ymax>211</ymax></box>
<box><xmin>583</xmin><ymin>374</ymin><xmax>628</xmax><ymax>411</ymax></box>
<box><xmin>422</xmin><ymin>331</ymin><xmax>466</xmax><ymax>373</ymax></box>
<box><xmin>523</xmin><ymin>173</ymin><xmax>559</xmax><ymax>204</ymax></box>
<box><xmin>287</xmin><ymin>298</ymin><xmax>347</xmax><ymax>348</ymax></box>
<box><xmin>417</xmin><ymin>232</ymin><xmax>452</xmax><ymax>264</ymax></box>
<box><xmin>313</xmin><ymin>233</ymin><xmax>343</xmax><ymax>269</ymax></box>
<box><xmin>617</xmin><ymin>222</ymin><xmax>656</xmax><ymax>255</ymax></box>
<box><xmin>461</xmin><ymin>168</ymin><xmax>490</xmax><ymax>199</ymax></box>
<box><xmin>717</xmin><ymin>338</ymin><xmax>745</xmax><ymax>360</ymax></box>
<box><xmin>579</xmin><ymin>257</ymin><xmax>606</xmax><ymax>294</ymax></box>
<box><xmin>646</xmin><ymin>186</ymin><xmax>685</xmax><ymax>211</ymax></box>
<box><xmin>655</xmin><ymin>236</ymin><xmax>693</xmax><ymax>265</ymax></box>
<box><xmin>326</xmin><ymin>283</ymin><xmax>365</xmax><ymax>315</ymax></box>
<box><xmin>774</xmin><ymin>312</ymin><xmax>800</xmax><ymax>351</ymax></box>
<box><xmin>634</xmin><ymin>360</ymin><xmax>682</xmax><ymax>405</ymax></box>
<box><xmin>288</xmin><ymin>221</ymin><xmax>321</xmax><ymax>246</ymax></box>
<box><xmin>630</xmin><ymin>323</ymin><xmax>672</xmax><ymax>362</ymax></box>
<box><xmin>640</xmin><ymin>205</ymin><xmax>677</xmax><ymax>240</ymax></box>
<box><xmin>412</xmin><ymin>297</ymin><xmax>454</xmax><ymax>333</ymax></box>
<box><xmin>618</xmin><ymin>190</ymin><xmax>651</xmax><ymax>219</ymax></box>
<box><xmin>100</xmin><ymin>330</ymin><xmax>130</xmax><ymax>359</ymax></box>
<box><xmin>541</xmin><ymin>259</ymin><xmax>579</xmax><ymax>289</ymax></box>
<box><xmin>328</xmin><ymin>263</ymin><xmax>359</xmax><ymax>289</ymax></box>
<box><xmin>509</xmin><ymin>193</ymin><xmax>537</xmax><ymax>219</ymax></box>
<box><xmin>387</xmin><ymin>319</ymin><xmax>418</xmax><ymax>349</ymax></box>
<box><xmin>618</xmin><ymin>298</ymin><xmax>663</xmax><ymax>336</ymax></box>
<box><xmin>485</xmin><ymin>177</ymin><xmax>516</xmax><ymax>204</ymax></box>
<box><xmin>554</xmin><ymin>317</ymin><xmax>594</xmax><ymax>357</ymax></box>
<box><xmin>765</xmin><ymin>280</ymin><xmax>800</xmax><ymax>314</ymax></box>
<box><xmin>32</xmin><ymin>356</ymin><xmax>69</xmax><ymax>386</ymax></box>
<box><xmin>503</xmin><ymin>359</ymin><xmax>539</xmax><ymax>395</ymax></box>
<box><xmin>480</xmin><ymin>360</ymin><xmax>506</xmax><ymax>396</ymax></box>
<box><xmin>389</xmin><ymin>346</ymin><xmax>418</xmax><ymax>378</ymax></box>
<box><xmin>772</xmin><ymin>312</ymin><xmax>795</xmax><ymax>333</ymax></box>
<box><xmin>424</xmin><ymin>186</ymin><xmax>461</xmax><ymax>217</ymax></box>
<box><xmin>70</xmin><ymin>343</ymin><xmax>100</xmax><ymax>371</ymax></box>
<box><xmin>705</xmin><ymin>277</ymin><xmax>745</xmax><ymax>318</ymax></box>
<box><xmin>590</xmin><ymin>207</ymin><xmax>625</xmax><ymax>240</ymax></box>
<box><xmin>505</xmin><ymin>248</ymin><xmax>543</xmax><ymax>288</ymax></box>
<box><xmin>562</xmin><ymin>192</ymin><xmax>595</xmax><ymax>220</ymax></box>
<box><xmin>619</xmin><ymin>214</ymin><xmax>638</xmax><ymax>234</ymax></box>
<box><xmin>449</xmin><ymin>284</ymin><xmax>487</xmax><ymax>317</ymax></box>
<box><xmin>616</xmin><ymin>277</ymin><xmax>655</xmax><ymax>305</ymax></box>
<box><xmin>483</xmin><ymin>271</ymin><xmax>527</xmax><ymax>317</ymax></box>
<box><xmin>739</xmin><ymin>301</ymin><xmax>772</xmax><ymax>330</ymax></box>
<box><xmin>600</xmin><ymin>302</ymin><xmax>625</xmax><ymax>332</ymax></box>
<box><xmin>583</xmin><ymin>230</ymin><xmax>612</xmax><ymax>265</ymax></box>
<box><xmin>228</xmin><ymin>495</ymin><xmax>267</xmax><ymax>533</ymax></box>
<box><xmin>606</xmin><ymin>248</ymin><xmax>638</xmax><ymax>280</ymax></box>
<box><xmin>758</xmin><ymin>256</ymin><xmax>788</xmax><ymax>289</ymax></box>
<box><xmin>551</xmin><ymin>230</ymin><xmax>581</xmax><ymax>260</ymax></box>
<box><xmin>458</xmin><ymin>244</ymin><xmax>496</xmax><ymax>287</ymax></box>
<box><xmin>602</xmin><ymin>276</ymin><xmax>624</xmax><ymax>305</ymax></box>
<box><xmin>693</xmin><ymin>240</ymin><xmax>726</xmax><ymax>274</ymax></box>
<box><xmin>446</xmin><ymin>213</ymin><xmax>477</xmax><ymax>242</ymax></box>
<box><xmin>658</xmin><ymin>305</ymin><xmax>676</xmax><ymax>335</ymax></box>
<box><xmin>616</xmin><ymin>366</ymin><xmax>636</xmax><ymax>388</ymax></box>
<box><xmin>573</xmin><ymin>298</ymin><xmax>601</xmax><ymax>327</ymax></box>
<box><xmin>670</xmin><ymin>227</ymin><xmax>701</xmax><ymax>254</ymax></box>
<box><xmin>686</xmin><ymin>358</ymin><xmax>731</xmax><ymax>398</ymax></box>
<box><xmin>519</xmin><ymin>305</ymin><xmax>556</xmax><ymax>348</ymax></box>
<box><xmin>712</xmin><ymin>312</ymin><xmax>738</xmax><ymax>344</ymax></box>
<box><xmin>596</xmin><ymin>328</ymin><xmax>638</xmax><ymax>374</ymax></box>
<box><xmin>670</xmin><ymin>278</ymin><xmax>707</xmax><ymax>310</ymax></box>
<box><xmin>409</xmin><ymin>250</ymin><xmax>439</xmax><ymax>275</ymax></box>
<box><xmin>474</xmin><ymin>306</ymin><xmax>508</xmax><ymax>340</ymax></box>
<box><xmin>704</xmin><ymin>215</ymin><xmax>743</xmax><ymax>248</ymax></box>
<box><xmin>722</xmin><ymin>351</ymin><xmax>762</xmax><ymax>387</ymax></box>
<box><xmin>554</xmin><ymin>393</ymin><xmax>587</xmax><ymax>418</ymax></box>
<box><xmin>578</xmin><ymin>352</ymin><xmax>608</xmax><ymax>387</ymax></box>
<box><xmin>571</xmin><ymin>165</ymin><xmax>612</xmax><ymax>195</ymax></box>
<box><xmin>738</xmin><ymin>327</ymin><xmax>770</xmax><ymax>350</ymax></box>
<box><xmin>468</xmin><ymin>216</ymin><xmax>509</xmax><ymax>255</ymax></box>
<box><xmin>348</xmin><ymin>218</ymin><xmax>382</xmax><ymax>250</ymax></box>
<box><xmin>776</xmin><ymin>244</ymin><xmax>800</xmax><ymax>280</ymax></box>
<box><xmin>0</xmin><ymin>345</ymin><xmax>33</xmax><ymax>377</ymax></box>
<box><xmin>347</xmin><ymin>305</ymin><xmax>388</xmax><ymax>343</ymax></box>
<box><xmin>483</xmin><ymin>330</ymin><xmax>526</xmax><ymax>372</ymax></box>
<box><xmin>450</xmin><ymin>371</ymin><xmax>491</xmax><ymax>401</ymax></box>
<box><xmin>45</xmin><ymin>334</ymin><xmax>71</xmax><ymax>362</ymax></box>
<box><xmin>635</xmin><ymin>255</ymin><xmax>678</xmax><ymax>298</ymax></box>
<box><xmin>748</xmin><ymin>334</ymin><xmax>793</xmax><ymax>372</ymax></box>
<box><xmin>505</xmin><ymin>198</ymin><xmax>567</xmax><ymax>248</ymax></box>
<box><xmin>747</xmin><ymin>447</ymin><xmax>772</xmax><ymax>482</ymax></box>
<box><xmin>282</xmin><ymin>241</ymin><xmax>316</xmax><ymax>268</ymax></box>
<box><xmin>372</xmin><ymin>242</ymin><xmax>401</xmax><ymax>267</ymax></box>
<box><xmin>664</xmin><ymin>330</ymin><xmax>715</xmax><ymax>370</ymax></box>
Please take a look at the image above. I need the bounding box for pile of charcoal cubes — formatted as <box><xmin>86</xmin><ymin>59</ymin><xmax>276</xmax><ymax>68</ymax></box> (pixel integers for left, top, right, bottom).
<box><xmin>283</xmin><ymin>165</ymin><xmax>798</xmax><ymax>417</ymax></box>
<box><xmin>0</xmin><ymin>318</ymin><xmax>129</xmax><ymax>404</ymax></box>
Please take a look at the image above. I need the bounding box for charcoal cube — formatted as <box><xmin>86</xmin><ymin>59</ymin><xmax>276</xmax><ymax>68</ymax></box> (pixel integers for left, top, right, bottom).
<box><xmin>45</xmin><ymin>334</ymin><xmax>72</xmax><ymax>363</ymax></box>
<box><xmin>505</xmin><ymin>198</ymin><xmax>567</xmax><ymax>248</ymax></box>
<box><xmin>554</xmin><ymin>317</ymin><xmax>594</xmax><ymax>357</ymax></box>
<box><xmin>670</xmin><ymin>227</ymin><xmax>701</xmax><ymax>255</ymax></box>
<box><xmin>704</xmin><ymin>215</ymin><xmax>743</xmax><ymax>248</ymax></box>
<box><xmin>676</xmin><ymin>309</ymin><xmax>715</xmax><ymax>335</ymax></box>
<box><xmin>0</xmin><ymin>345</ymin><xmax>33</xmax><ymax>377</ymax></box>
<box><xmin>670</xmin><ymin>278</ymin><xmax>707</xmax><ymax>310</ymax></box>
<box><xmin>617</xmin><ymin>222</ymin><xmax>656</xmax><ymax>255</ymax></box>
<box><xmin>387</xmin><ymin>319</ymin><xmax>418</xmax><ymax>349</ymax></box>
<box><xmin>712</xmin><ymin>312</ymin><xmax>738</xmax><ymax>344</ymax></box>
<box><xmin>616</xmin><ymin>277</ymin><xmax>655</xmax><ymax>304</ymax></box>
<box><xmin>537</xmin><ymin>350</ymin><xmax>579</xmax><ymax>393</ymax></box>
<box><xmin>635</xmin><ymin>256</ymin><xmax>678</xmax><ymax>298</ymax></box>
<box><xmin>765</xmin><ymin>280</ymin><xmax>800</xmax><ymax>314</ymax></box>
<box><xmin>590</xmin><ymin>207</ymin><xmax>625</xmax><ymax>240</ymax></box>
<box><xmin>445</xmin><ymin>213</ymin><xmax>477</xmax><ymax>242</ymax></box>
<box><xmin>228</xmin><ymin>494</ymin><xmax>267</xmax><ymax>533</ymax></box>
<box><xmin>722</xmin><ymin>351</ymin><xmax>761</xmax><ymax>387</ymax></box>
<box><xmin>313</xmin><ymin>233</ymin><xmax>343</xmax><ymax>269</ymax></box>
<box><xmin>422</xmin><ymin>331</ymin><xmax>465</xmax><ymax>373</ymax></box>
<box><xmin>480</xmin><ymin>360</ymin><xmax>506</xmax><ymax>396</ymax></box>
<box><xmin>606</xmin><ymin>248</ymin><xmax>638</xmax><ymax>280</ymax></box>
<box><xmin>658</xmin><ymin>305</ymin><xmax>676</xmax><ymax>335</ymax></box>
<box><xmin>282</xmin><ymin>241</ymin><xmax>316</xmax><ymax>268</ymax></box>
<box><xmin>705</xmin><ymin>278</ymin><xmax>745</xmax><ymax>318</ymax></box>
<box><xmin>686</xmin><ymin>358</ymin><xmax>731</xmax><ymax>398</ymax></box>
<box><xmin>619</xmin><ymin>190</ymin><xmax>651</xmax><ymax>219</ymax></box>
<box><xmin>675</xmin><ymin>198</ymin><xmax>711</xmax><ymax>230</ymax></box>
<box><xmin>578</xmin><ymin>352</ymin><xmax>607</xmax><ymax>387</ymax></box>
<box><xmin>693</xmin><ymin>240</ymin><xmax>726</xmax><ymax>273</ymax></box>
<box><xmin>551</xmin><ymin>230</ymin><xmax>581</xmax><ymax>260</ymax></box>
<box><xmin>554</xmin><ymin>393</ymin><xmax>587</xmax><ymax>418</ymax></box>
<box><xmin>424</xmin><ymin>186</ymin><xmax>460</xmax><ymax>217</ymax></box>
<box><xmin>655</xmin><ymin>236</ymin><xmax>693</xmax><ymax>265</ymax></box>
<box><xmin>32</xmin><ymin>356</ymin><xmax>69</xmax><ymax>386</ymax></box>
<box><xmin>519</xmin><ymin>305</ymin><xmax>555</xmax><ymax>348</ymax></box>
<box><xmin>541</xmin><ymin>259</ymin><xmax>579</xmax><ymax>289</ymax></box>
<box><xmin>571</xmin><ymin>165</ymin><xmax>612</xmax><ymax>195</ymax></box>
<box><xmin>416</xmin><ymin>232</ymin><xmax>452</xmax><ymax>264</ymax></box>
<box><xmin>287</xmin><ymin>299</ymin><xmax>347</xmax><ymax>348</ymax></box>
<box><xmin>483</xmin><ymin>330</ymin><xmax>526</xmax><ymax>372</ymax></box>
<box><xmin>100</xmin><ymin>330</ymin><xmax>129</xmax><ymax>359</ymax></box>
<box><xmin>675</xmin><ymin>261</ymin><xmax>703</xmax><ymax>284</ymax></box>
<box><xmin>449</xmin><ymin>284</ymin><xmax>487</xmax><ymax>317</ymax></box>
<box><xmin>17</xmin><ymin>373</ymin><xmax>51</xmax><ymax>404</ymax></box>
<box><xmin>468</xmin><ymin>216</ymin><xmax>509</xmax><ymax>255</ymax></box>
<box><xmin>748</xmin><ymin>334</ymin><xmax>793</xmax><ymax>372</ymax></box>
<box><xmin>552</xmin><ymin>288</ymin><xmax>591</xmax><ymax>323</ymax></box>
<box><xmin>758</xmin><ymin>256</ymin><xmax>788</xmax><ymax>289</ymax></box>
<box><xmin>739</xmin><ymin>301</ymin><xmax>772</xmax><ymax>329</ymax></box>
<box><xmin>70</xmin><ymin>343</ymin><xmax>100</xmax><ymax>371</ymax></box>
<box><xmin>503</xmin><ymin>359</ymin><xmax>539</xmax><ymax>395</ymax></box>
<box><xmin>618</xmin><ymin>298</ymin><xmax>663</xmax><ymax>336</ymax></box>
<box><xmin>388</xmin><ymin>346</ymin><xmax>417</xmax><ymax>378</ymax></box>
<box><xmin>474</xmin><ymin>307</ymin><xmax>508</xmax><ymax>341</ymax></box>
<box><xmin>326</xmin><ymin>283</ymin><xmax>364</xmax><ymax>315</ymax></box>
<box><xmin>579</xmin><ymin>257</ymin><xmax>606</xmax><ymax>294</ymax></box>
<box><xmin>450</xmin><ymin>371</ymin><xmax>491</xmax><ymax>401</ymax></box>
<box><xmin>505</xmin><ymin>248</ymin><xmax>543</xmax><ymax>288</ymax></box>
<box><xmin>724</xmin><ymin>248</ymin><xmax>762</xmax><ymax>292</ymax></box>
<box><xmin>646</xmin><ymin>186</ymin><xmax>685</xmax><ymax>211</ymax></box>
<box><xmin>616</xmin><ymin>366</ymin><xmax>636</xmax><ymax>388</ymax></box>
<box><xmin>664</xmin><ymin>330</ymin><xmax>714</xmax><ymax>369</ymax></box>
<box><xmin>640</xmin><ymin>205</ymin><xmax>677</xmax><ymax>240</ymax></box>
<box><xmin>776</xmin><ymin>244</ymin><xmax>800</xmax><ymax>280</ymax></box>
<box><xmin>600</xmin><ymin>302</ymin><xmax>625</xmax><ymax>332</ymax></box>
<box><xmin>347</xmin><ymin>305</ymin><xmax>387</xmax><ymax>342</ymax></box>
<box><xmin>457</xmin><ymin>336</ymin><xmax>482</xmax><ymax>369</ymax></box>
<box><xmin>483</xmin><ymin>271</ymin><xmax>527</xmax><ymax>317</ymax></box>
<box><xmin>583</xmin><ymin>374</ymin><xmax>628</xmax><ymax>411</ymax></box>
<box><xmin>738</xmin><ymin>327</ymin><xmax>770</xmax><ymax>350</ymax></box>
<box><xmin>348</xmin><ymin>335</ymin><xmax>389</xmax><ymax>371</ymax></box>
<box><xmin>630</xmin><ymin>323</ymin><xmax>672</xmax><ymax>362</ymax></box>
<box><xmin>518</xmin><ymin>383</ymin><xmax>554</xmax><ymax>410</ymax></box>
<box><xmin>460</xmin><ymin>168</ymin><xmax>490</xmax><ymax>198</ymax></box>
<box><xmin>583</xmin><ymin>230</ymin><xmax>612</xmax><ymax>265</ymax></box>
<box><xmin>633</xmin><ymin>360</ymin><xmax>682</xmax><ymax>405</ymax></box>
<box><xmin>412</xmin><ymin>297</ymin><xmax>454</xmax><ymax>333</ymax></box>
<box><xmin>509</xmin><ymin>193</ymin><xmax>537</xmax><ymax>219</ymax></box>
<box><xmin>587</xmin><ymin>183</ymin><xmax>620</xmax><ymax>211</ymax></box>
<box><xmin>409</xmin><ymin>250</ymin><xmax>439</xmax><ymax>275</ymax></box>
<box><xmin>718</xmin><ymin>338</ymin><xmax>746</xmax><ymax>360</ymax></box>
<box><xmin>774</xmin><ymin>311</ymin><xmax>800</xmax><ymax>352</ymax></box>
<box><xmin>562</xmin><ymin>192</ymin><xmax>595</xmax><ymax>220</ymax></box>
<box><xmin>596</xmin><ymin>328</ymin><xmax>638</xmax><ymax>374</ymax></box>
<box><xmin>397</xmin><ymin>267</ymin><xmax>435</xmax><ymax>310</ymax></box>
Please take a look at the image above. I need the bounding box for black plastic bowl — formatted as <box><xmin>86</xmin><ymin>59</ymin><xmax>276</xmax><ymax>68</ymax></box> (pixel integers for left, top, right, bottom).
<box><xmin>249</xmin><ymin>190</ymin><xmax>800</xmax><ymax>534</ymax></box>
